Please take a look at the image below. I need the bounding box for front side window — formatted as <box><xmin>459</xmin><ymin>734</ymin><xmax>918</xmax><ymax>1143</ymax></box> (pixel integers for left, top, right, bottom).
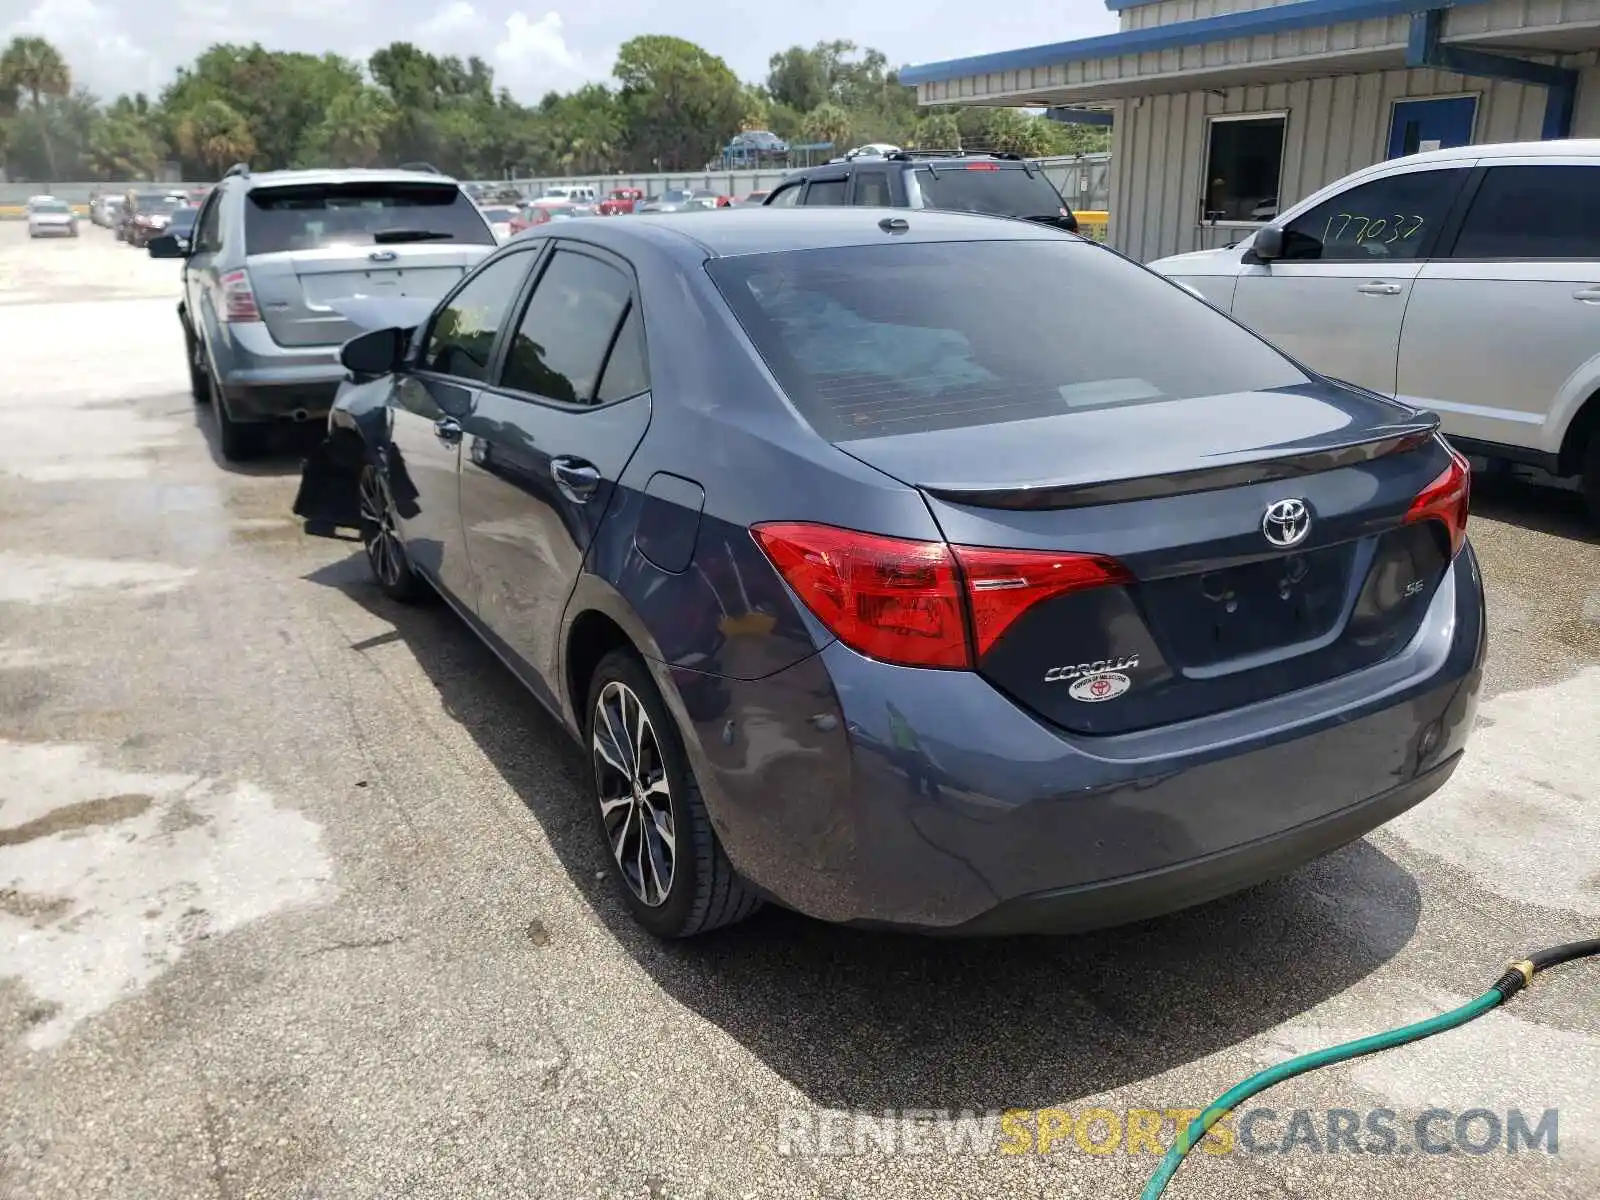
<box><xmin>500</xmin><ymin>250</ymin><xmax>633</xmax><ymax>404</ymax></box>
<box><xmin>1451</xmin><ymin>165</ymin><xmax>1600</xmax><ymax>259</ymax></box>
<box><xmin>1201</xmin><ymin>116</ymin><xmax>1286</xmax><ymax>223</ymax></box>
<box><xmin>803</xmin><ymin>178</ymin><xmax>847</xmax><ymax>206</ymax></box>
<box><xmin>766</xmin><ymin>184</ymin><xmax>802</xmax><ymax>208</ymax></box>
<box><xmin>1280</xmin><ymin>168</ymin><xmax>1466</xmax><ymax>261</ymax></box>
<box><xmin>420</xmin><ymin>253</ymin><xmax>530</xmax><ymax>382</ymax></box>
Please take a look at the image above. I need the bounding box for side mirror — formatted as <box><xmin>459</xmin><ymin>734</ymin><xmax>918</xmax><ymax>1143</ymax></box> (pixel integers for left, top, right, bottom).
<box><xmin>340</xmin><ymin>326</ymin><xmax>407</xmax><ymax>376</ymax></box>
<box><xmin>1252</xmin><ymin>226</ymin><xmax>1285</xmax><ymax>262</ymax></box>
<box><xmin>146</xmin><ymin>234</ymin><xmax>185</xmax><ymax>259</ymax></box>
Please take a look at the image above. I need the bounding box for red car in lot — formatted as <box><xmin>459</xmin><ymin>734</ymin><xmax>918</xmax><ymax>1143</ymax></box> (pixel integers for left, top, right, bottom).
<box><xmin>597</xmin><ymin>188</ymin><xmax>644</xmax><ymax>215</ymax></box>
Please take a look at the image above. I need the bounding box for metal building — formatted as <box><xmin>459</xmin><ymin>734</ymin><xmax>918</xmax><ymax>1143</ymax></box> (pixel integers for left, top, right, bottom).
<box><xmin>900</xmin><ymin>0</ymin><xmax>1600</xmax><ymax>261</ymax></box>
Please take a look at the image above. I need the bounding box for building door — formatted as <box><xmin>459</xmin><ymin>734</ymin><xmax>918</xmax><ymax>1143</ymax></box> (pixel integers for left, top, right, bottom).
<box><xmin>1387</xmin><ymin>97</ymin><xmax>1477</xmax><ymax>159</ymax></box>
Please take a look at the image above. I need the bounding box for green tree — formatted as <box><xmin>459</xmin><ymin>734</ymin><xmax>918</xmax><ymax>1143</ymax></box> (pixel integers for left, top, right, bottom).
<box><xmin>0</xmin><ymin>35</ymin><xmax>71</xmax><ymax>178</ymax></box>
<box><xmin>89</xmin><ymin>95</ymin><xmax>165</xmax><ymax>178</ymax></box>
<box><xmin>911</xmin><ymin>112</ymin><xmax>961</xmax><ymax>151</ymax></box>
<box><xmin>174</xmin><ymin>98</ymin><xmax>256</xmax><ymax>175</ymax></box>
<box><xmin>299</xmin><ymin>85</ymin><xmax>396</xmax><ymax>167</ymax></box>
<box><xmin>614</xmin><ymin>35</ymin><xmax>743</xmax><ymax>171</ymax></box>
<box><xmin>800</xmin><ymin>102</ymin><xmax>851</xmax><ymax>152</ymax></box>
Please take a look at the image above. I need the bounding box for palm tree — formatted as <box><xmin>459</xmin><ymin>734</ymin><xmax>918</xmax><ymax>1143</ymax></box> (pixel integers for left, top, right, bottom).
<box><xmin>0</xmin><ymin>36</ymin><xmax>72</xmax><ymax>180</ymax></box>
<box><xmin>317</xmin><ymin>87</ymin><xmax>395</xmax><ymax>167</ymax></box>
<box><xmin>175</xmin><ymin>99</ymin><xmax>257</xmax><ymax>175</ymax></box>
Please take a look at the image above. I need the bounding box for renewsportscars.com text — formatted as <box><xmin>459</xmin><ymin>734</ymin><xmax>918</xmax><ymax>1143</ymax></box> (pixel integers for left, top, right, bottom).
<box><xmin>776</xmin><ymin>1107</ymin><xmax>1560</xmax><ymax>1158</ymax></box>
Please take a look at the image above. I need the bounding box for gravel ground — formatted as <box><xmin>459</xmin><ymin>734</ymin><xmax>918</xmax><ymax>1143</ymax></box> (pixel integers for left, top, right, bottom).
<box><xmin>0</xmin><ymin>220</ymin><xmax>1596</xmax><ymax>1200</ymax></box>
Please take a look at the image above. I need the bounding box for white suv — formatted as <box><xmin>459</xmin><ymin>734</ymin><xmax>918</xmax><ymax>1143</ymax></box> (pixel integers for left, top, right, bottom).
<box><xmin>1149</xmin><ymin>140</ymin><xmax>1600</xmax><ymax>523</ymax></box>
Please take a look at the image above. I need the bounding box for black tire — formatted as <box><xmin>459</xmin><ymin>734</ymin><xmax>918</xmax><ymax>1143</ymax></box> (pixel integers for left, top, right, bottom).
<box><xmin>586</xmin><ymin>649</ymin><xmax>760</xmax><ymax>938</ymax></box>
<box><xmin>212</xmin><ymin>379</ymin><xmax>261</xmax><ymax>463</ymax></box>
<box><xmin>357</xmin><ymin>460</ymin><xmax>425</xmax><ymax>602</ymax></box>
<box><xmin>1582</xmin><ymin>428</ymin><xmax>1600</xmax><ymax>528</ymax></box>
<box><xmin>184</xmin><ymin>324</ymin><xmax>211</xmax><ymax>405</ymax></box>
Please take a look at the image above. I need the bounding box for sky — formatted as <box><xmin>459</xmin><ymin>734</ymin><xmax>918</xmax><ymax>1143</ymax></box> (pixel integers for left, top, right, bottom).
<box><xmin>0</xmin><ymin>0</ymin><xmax>1119</xmax><ymax>105</ymax></box>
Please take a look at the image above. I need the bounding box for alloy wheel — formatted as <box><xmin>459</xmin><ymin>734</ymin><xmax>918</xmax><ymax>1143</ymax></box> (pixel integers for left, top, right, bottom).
<box><xmin>592</xmin><ymin>680</ymin><xmax>676</xmax><ymax>908</ymax></box>
<box><xmin>359</xmin><ymin>464</ymin><xmax>406</xmax><ymax>590</ymax></box>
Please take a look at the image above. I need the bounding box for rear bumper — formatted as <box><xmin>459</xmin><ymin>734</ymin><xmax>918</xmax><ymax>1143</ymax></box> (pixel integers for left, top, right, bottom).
<box><xmin>211</xmin><ymin>325</ymin><xmax>345</xmax><ymax>423</ymax></box>
<box><xmin>671</xmin><ymin>543</ymin><xmax>1486</xmax><ymax>933</ymax></box>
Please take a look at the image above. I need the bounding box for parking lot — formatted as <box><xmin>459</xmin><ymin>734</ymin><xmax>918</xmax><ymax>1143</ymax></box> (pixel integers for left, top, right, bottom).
<box><xmin>0</xmin><ymin>218</ymin><xmax>1596</xmax><ymax>1200</ymax></box>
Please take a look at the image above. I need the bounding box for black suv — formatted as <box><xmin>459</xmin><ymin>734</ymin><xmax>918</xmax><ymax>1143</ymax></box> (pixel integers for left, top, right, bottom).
<box><xmin>761</xmin><ymin>150</ymin><xmax>1079</xmax><ymax>232</ymax></box>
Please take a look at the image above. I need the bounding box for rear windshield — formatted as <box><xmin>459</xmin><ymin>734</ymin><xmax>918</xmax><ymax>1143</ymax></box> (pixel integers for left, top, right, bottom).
<box><xmin>135</xmin><ymin>193</ymin><xmax>184</xmax><ymax>210</ymax></box>
<box><xmin>168</xmin><ymin>208</ymin><xmax>198</xmax><ymax>228</ymax></box>
<box><xmin>481</xmin><ymin>207</ymin><xmax>519</xmax><ymax>222</ymax></box>
<box><xmin>34</xmin><ymin>201</ymin><xmax>72</xmax><ymax>214</ymax></box>
<box><xmin>706</xmin><ymin>240</ymin><xmax>1308</xmax><ymax>441</ymax></box>
<box><xmin>244</xmin><ymin>182</ymin><xmax>494</xmax><ymax>254</ymax></box>
<box><xmin>915</xmin><ymin>165</ymin><xmax>1071</xmax><ymax>220</ymax></box>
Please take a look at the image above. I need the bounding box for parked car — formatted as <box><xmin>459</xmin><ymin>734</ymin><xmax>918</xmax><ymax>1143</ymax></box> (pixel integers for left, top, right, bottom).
<box><xmin>27</xmin><ymin>198</ymin><xmax>78</xmax><ymax>238</ymax></box>
<box><xmin>597</xmin><ymin>188</ymin><xmax>644</xmax><ymax>216</ymax></box>
<box><xmin>508</xmin><ymin>204</ymin><xmax>553</xmax><ymax>236</ymax></box>
<box><xmin>117</xmin><ymin>190</ymin><xmax>186</xmax><ymax>245</ymax></box>
<box><xmin>535</xmin><ymin>185</ymin><xmax>597</xmax><ymax>206</ymax></box>
<box><xmin>146</xmin><ymin>165</ymin><xmax>497</xmax><ymax>461</ymax></box>
<box><xmin>480</xmin><ymin>206</ymin><xmax>521</xmax><ymax>241</ymax></box>
<box><xmin>636</xmin><ymin>189</ymin><xmax>702</xmax><ymax>214</ymax></box>
<box><xmin>164</xmin><ymin>205</ymin><xmax>199</xmax><ymax>252</ymax></box>
<box><xmin>95</xmin><ymin>195</ymin><xmax>125</xmax><ymax>228</ymax></box>
<box><xmin>1148</xmin><ymin>139</ymin><xmax>1600</xmax><ymax>523</ymax></box>
<box><xmin>763</xmin><ymin>150</ymin><xmax>1080</xmax><ymax>233</ymax></box>
<box><xmin>290</xmin><ymin>208</ymin><xmax>1484</xmax><ymax>940</ymax></box>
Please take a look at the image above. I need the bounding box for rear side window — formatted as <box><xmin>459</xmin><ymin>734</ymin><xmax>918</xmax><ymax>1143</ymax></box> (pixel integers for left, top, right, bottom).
<box><xmin>421</xmin><ymin>253</ymin><xmax>530</xmax><ymax>382</ymax></box>
<box><xmin>596</xmin><ymin>307</ymin><xmax>650</xmax><ymax>403</ymax></box>
<box><xmin>914</xmin><ymin>166</ymin><xmax>1067</xmax><ymax>220</ymax></box>
<box><xmin>852</xmin><ymin>172</ymin><xmax>893</xmax><ymax>206</ymax></box>
<box><xmin>707</xmin><ymin>240</ymin><xmax>1307</xmax><ymax>442</ymax></box>
<box><xmin>1280</xmin><ymin>168</ymin><xmax>1465</xmax><ymax>261</ymax></box>
<box><xmin>245</xmin><ymin>182</ymin><xmax>494</xmax><ymax>254</ymax></box>
<box><xmin>804</xmin><ymin>179</ymin><xmax>847</xmax><ymax>206</ymax></box>
<box><xmin>500</xmin><ymin>250</ymin><xmax>633</xmax><ymax>404</ymax></box>
<box><xmin>1450</xmin><ymin>165</ymin><xmax>1600</xmax><ymax>259</ymax></box>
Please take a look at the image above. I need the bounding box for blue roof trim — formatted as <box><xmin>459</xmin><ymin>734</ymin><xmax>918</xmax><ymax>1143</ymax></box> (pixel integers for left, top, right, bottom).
<box><xmin>1103</xmin><ymin>0</ymin><xmax>1159</xmax><ymax>10</ymax></box>
<box><xmin>899</xmin><ymin>0</ymin><xmax>1484</xmax><ymax>87</ymax></box>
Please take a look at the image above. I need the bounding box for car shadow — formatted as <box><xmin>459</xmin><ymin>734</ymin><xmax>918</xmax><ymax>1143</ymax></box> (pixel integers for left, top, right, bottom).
<box><xmin>1468</xmin><ymin>467</ymin><xmax>1597</xmax><ymax>545</ymax></box>
<box><xmin>195</xmin><ymin>406</ymin><xmax>323</xmax><ymax>476</ymax></box>
<box><xmin>305</xmin><ymin>550</ymin><xmax>1423</xmax><ymax>1112</ymax></box>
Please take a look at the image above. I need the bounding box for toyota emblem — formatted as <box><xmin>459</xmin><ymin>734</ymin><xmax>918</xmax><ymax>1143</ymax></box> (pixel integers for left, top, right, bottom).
<box><xmin>1262</xmin><ymin>498</ymin><xmax>1312</xmax><ymax>548</ymax></box>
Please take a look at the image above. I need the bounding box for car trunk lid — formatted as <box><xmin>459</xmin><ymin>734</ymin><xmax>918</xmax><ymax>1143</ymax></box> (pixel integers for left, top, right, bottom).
<box><xmin>835</xmin><ymin>386</ymin><xmax>1455</xmax><ymax>735</ymax></box>
<box><xmin>243</xmin><ymin>178</ymin><xmax>496</xmax><ymax>347</ymax></box>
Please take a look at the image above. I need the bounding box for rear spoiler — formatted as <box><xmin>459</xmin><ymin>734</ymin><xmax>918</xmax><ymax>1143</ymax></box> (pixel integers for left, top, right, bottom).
<box><xmin>922</xmin><ymin>420</ymin><xmax>1440</xmax><ymax>511</ymax></box>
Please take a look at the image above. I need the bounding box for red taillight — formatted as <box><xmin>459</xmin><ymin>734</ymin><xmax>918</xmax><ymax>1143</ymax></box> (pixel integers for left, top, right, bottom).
<box><xmin>220</xmin><ymin>269</ymin><xmax>260</xmax><ymax>323</ymax></box>
<box><xmin>965</xmin><ymin>162</ymin><xmax>1000</xmax><ymax>170</ymax></box>
<box><xmin>1404</xmin><ymin>443</ymin><xmax>1471</xmax><ymax>557</ymax></box>
<box><xmin>751</xmin><ymin>522</ymin><xmax>1130</xmax><ymax>669</ymax></box>
<box><xmin>952</xmin><ymin>544</ymin><xmax>1133</xmax><ymax>658</ymax></box>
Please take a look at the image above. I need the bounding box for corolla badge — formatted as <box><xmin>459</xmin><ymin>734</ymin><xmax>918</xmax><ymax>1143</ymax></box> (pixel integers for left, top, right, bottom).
<box><xmin>1068</xmin><ymin>673</ymin><xmax>1132</xmax><ymax>703</ymax></box>
<box><xmin>1044</xmin><ymin>654</ymin><xmax>1139</xmax><ymax>685</ymax></box>
<box><xmin>1262</xmin><ymin>498</ymin><xmax>1312</xmax><ymax>548</ymax></box>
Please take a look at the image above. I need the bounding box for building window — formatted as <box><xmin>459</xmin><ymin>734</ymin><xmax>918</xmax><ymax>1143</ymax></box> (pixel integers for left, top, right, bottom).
<box><xmin>1201</xmin><ymin>115</ymin><xmax>1286</xmax><ymax>224</ymax></box>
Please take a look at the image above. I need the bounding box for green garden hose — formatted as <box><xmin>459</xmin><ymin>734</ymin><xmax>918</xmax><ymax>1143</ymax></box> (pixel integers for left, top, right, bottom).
<box><xmin>1141</xmin><ymin>937</ymin><xmax>1600</xmax><ymax>1199</ymax></box>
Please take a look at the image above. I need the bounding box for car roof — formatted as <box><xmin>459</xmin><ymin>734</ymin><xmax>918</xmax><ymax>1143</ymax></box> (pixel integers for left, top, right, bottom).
<box><xmin>541</xmin><ymin>206</ymin><xmax>1074</xmax><ymax>261</ymax></box>
<box><xmin>235</xmin><ymin>167</ymin><xmax>463</xmax><ymax>191</ymax></box>
<box><xmin>1384</xmin><ymin>137</ymin><xmax>1600</xmax><ymax>166</ymax></box>
<box><xmin>779</xmin><ymin>153</ymin><xmax>1035</xmax><ymax>181</ymax></box>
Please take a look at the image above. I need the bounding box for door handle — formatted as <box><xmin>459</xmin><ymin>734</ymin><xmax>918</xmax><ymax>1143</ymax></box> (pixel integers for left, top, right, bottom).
<box><xmin>1573</xmin><ymin>287</ymin><xmax>1600</xmax><ymax>303</ymax></box>
<box><xmin>434</xmin><ymin>416</ymin><xmax>462</xmax><ymax>445</ymax></box>
<box><xmin>1356</xmin><ymin>282</ymin><xmax>1403</xmax><ymax>296</ymax></box>
<box><xmin>551</xmin><ymin>456</ymin><xmax>602</xmax><ymax>502</ymax></box>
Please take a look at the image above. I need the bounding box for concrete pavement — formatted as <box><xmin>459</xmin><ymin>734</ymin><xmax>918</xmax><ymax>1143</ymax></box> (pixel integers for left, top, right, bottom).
<box><xmin>0</xmin><ymin>220</ymin><xmax>1596</xmax><ymax>1200</ymax></box>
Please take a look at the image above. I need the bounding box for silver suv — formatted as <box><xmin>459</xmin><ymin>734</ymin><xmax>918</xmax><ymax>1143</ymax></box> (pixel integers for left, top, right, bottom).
<box><xmin>149</xmin><ymin>165</ymin><xmax>497</xmax><ymax>460</ymax></box>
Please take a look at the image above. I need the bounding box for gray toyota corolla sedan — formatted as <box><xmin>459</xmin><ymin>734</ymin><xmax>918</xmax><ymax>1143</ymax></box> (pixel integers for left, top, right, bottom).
<box><xmin>293</xmin><ymin>208</ymin><xmax>1485</xmax><ymax>939</ymax></box>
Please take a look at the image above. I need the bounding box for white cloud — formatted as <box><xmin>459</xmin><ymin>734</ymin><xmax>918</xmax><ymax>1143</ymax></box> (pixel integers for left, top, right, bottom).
<box><xmin>2</xmin><ymin>0</ymin><xmax>1121</xmax><ymax>107</ymax></box>
<box><xmin>492</xmin><ymin>10</ymin><xmax>608</xmax><ymax>97</ymax></box>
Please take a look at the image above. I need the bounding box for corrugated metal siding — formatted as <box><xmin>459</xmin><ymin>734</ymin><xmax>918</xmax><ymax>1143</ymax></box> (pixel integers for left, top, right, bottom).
<box><xmin>1122</xmin><ymin>0</ymin><xmax>1297</xmax><ymax>33</ymax></box>
<box><xmin>1122</xmin><ymin>0</ymin><xmax>1600</xmax><ymax>33</ymax></box>
<box><xmin>1107</xmin><ymin>66</ymin><xmax>1593</xmax><ymax>262</ymax></box>
<box><xmin>917</xmin><ymin>14</ymin><xmax>1415</xmax><ymax>103</ymax></box>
